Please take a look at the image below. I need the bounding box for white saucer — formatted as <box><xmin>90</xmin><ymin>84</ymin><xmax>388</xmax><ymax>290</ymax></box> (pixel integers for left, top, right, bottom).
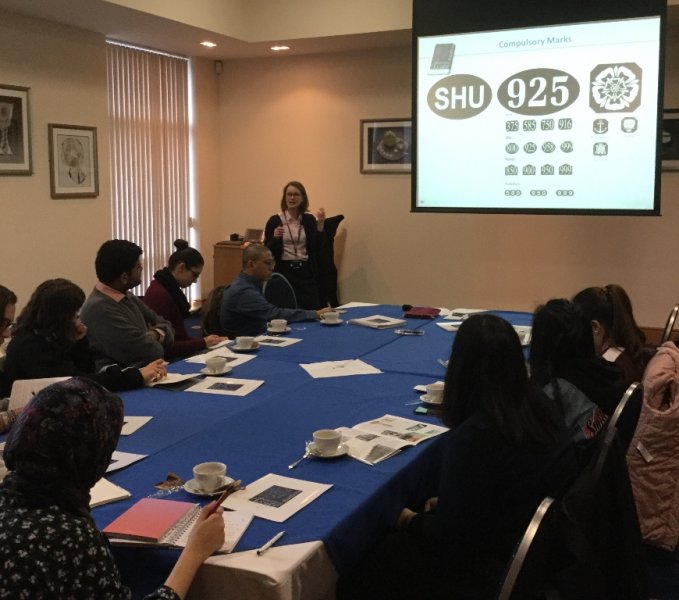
<box><xmin>200</xmin><ymin>366</ymin><xmax>233</xmax><ymax>376</ymax></box>
<box><xmin>420</xmin><ymin>394</ymin><xmax>443</xmax><ymax>407</ymax></box>
<box><xmin>308</xmin><ymin>442</ymin><xmax>349</xmax><ymax>459</ymax></box>
<box><xmin>321</xmin><ymin>319</ymin><xmax>343</xmax><ymax>326</ymax></box>
<box><xmin>267</xmin><ymin>327</ymin><xmax>291</xmax><ymax>334</ymax></box>
<box><xmin>230</xmin><ymin>341</ymin><xmax>260</xmax><ymax>352</ymax></box>
<box><xmin>183</xmin><ymin>476</ymin><xmax>234</xmax><ymax>497</ymax></box>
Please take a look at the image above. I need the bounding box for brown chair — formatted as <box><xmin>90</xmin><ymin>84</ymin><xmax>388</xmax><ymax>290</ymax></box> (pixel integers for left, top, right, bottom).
<box><xmin>659</xmin><ymin>303</ymin><xmax>679</xmax><ymax>344</ymax></box>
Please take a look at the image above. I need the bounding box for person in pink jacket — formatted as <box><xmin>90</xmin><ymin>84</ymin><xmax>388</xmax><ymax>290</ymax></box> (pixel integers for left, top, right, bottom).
<box><xmin>144</xmin><ymin>240</ymin><xmax>227</xmax><ymax>358</ymax></box>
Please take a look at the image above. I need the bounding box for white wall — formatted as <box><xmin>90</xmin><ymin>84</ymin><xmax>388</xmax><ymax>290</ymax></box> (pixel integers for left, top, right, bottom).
<box><xmin>2</xmin><ymin>9</ymin><xmax>679</xmax><ymax>329</ymax></box>
<box><xmin>0</xmin><ymin>12</ymin><xmax>111</xmax><ymax>308</ymax></box>
<box><xmin>208</xmin><ymin>40</ymin><xmax>679</xmax><ymax>326</ymax></box>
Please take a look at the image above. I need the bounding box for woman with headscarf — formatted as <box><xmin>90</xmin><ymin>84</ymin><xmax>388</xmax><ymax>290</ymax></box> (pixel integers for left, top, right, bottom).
<box><xmin>0</xmin><ymin>377</ymin><xmax>225</xmax><ymax>599</ymax></box>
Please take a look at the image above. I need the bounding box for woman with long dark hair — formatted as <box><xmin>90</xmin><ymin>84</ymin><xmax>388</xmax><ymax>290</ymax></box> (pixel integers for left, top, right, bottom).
<box><xmin>339</xmin><ymin>314</ymin><xmax>574</xmax><ymax>600</ymax></box>
<box><xmin>529</xmin><ymin>298</ymin><xmax>626</xmax><ymax>448</ymax></box>
<box><xmin>5</xmin><ymin>278</ymin><xmax>166</xmax><ymax>391</ymax></box>
<box><xmin>144</xmin><ymin>239</ymin><xmax>227</xmax><ymax>357</ymax></box>
<box><xmin>572</xmin><ymin>284</ymin><xmax>648</xmax><ymax>386</ymax></box>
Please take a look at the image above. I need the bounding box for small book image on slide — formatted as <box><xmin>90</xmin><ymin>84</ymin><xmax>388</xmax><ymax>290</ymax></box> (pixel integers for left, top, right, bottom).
<box><xmin>429</xmin><ymin>43</ymin><xmax>455</xmax><ymax>75</ymax></box>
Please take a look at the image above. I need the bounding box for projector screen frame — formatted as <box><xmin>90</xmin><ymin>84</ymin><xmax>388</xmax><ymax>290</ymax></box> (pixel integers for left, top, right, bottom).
<box><xmin>411</xmin><ymin>0</ymin><xmax>667</xmax><ymax>216</ymax></box>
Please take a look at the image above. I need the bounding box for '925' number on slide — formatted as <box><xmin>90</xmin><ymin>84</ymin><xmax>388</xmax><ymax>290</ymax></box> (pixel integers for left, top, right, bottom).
<box><xmin>498</xmin><ymin>69</ymin><xmax>579</xmax><ymax>115</ymax></box>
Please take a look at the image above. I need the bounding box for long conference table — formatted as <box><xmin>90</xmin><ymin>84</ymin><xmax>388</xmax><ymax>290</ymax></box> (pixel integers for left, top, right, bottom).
<box><xmin>84</xmin><ymin>304</ymin><xmax>531</xmax><ymax>600</ymax></box>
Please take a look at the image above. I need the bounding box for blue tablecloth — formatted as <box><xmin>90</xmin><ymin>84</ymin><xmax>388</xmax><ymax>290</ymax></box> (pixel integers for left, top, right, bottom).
<box><xmin>6</xmin><ymin>305</ymin><xmax>532</xmax><ymax>599</ymax></box>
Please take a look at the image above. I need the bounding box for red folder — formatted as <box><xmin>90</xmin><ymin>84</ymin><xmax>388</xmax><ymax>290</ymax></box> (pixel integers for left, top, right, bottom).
<box><xmin>103</xmin><ymin>498</ymin><xmax>197</xmax><ymax>542</ymax></box>
<box><xmin>403</xmin><ymin>306</ymin><xmax>441</xmax><ymax>319</ymax></box>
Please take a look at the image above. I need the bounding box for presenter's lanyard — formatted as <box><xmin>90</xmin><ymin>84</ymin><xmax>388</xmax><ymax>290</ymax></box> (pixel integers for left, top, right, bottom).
<box><xmin>283</xmin><ymin>211</ymin><xmax>303</xmax><ymax>258</ymax></box>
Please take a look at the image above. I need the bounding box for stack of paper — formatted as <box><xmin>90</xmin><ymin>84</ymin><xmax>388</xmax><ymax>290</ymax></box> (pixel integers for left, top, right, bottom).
<box><xmin>90</xmin><ymin>477</ymin><xmax>131</xmax><ymax>508</ymax></box>
<box><xmin>348</xmin><ymin>315</ymin><xmax>406</xmax><ymax>329</ymax></box>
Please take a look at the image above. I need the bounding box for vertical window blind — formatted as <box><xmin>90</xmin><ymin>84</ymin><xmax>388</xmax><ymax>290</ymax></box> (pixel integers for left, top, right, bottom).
<box><xmin>106</xmin><ymin>42</ymin><xmax>192</xmax><ymax>297</ymax></box>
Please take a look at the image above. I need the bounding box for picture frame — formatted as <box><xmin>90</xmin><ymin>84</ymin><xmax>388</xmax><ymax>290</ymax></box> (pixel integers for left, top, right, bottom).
<box><xmin>662</xmin><ymin>109</ymin><xmax>679</xmax><ymax>171</ymax></box>
<box><xmin>0</xmin><ymin>84</ymin><xmax>32</xmax><ymax>175</ymax></box>
<box><xmin>360</xmin><ymin>118</ymin><xmax>412</xmax><ymax>174</ymax></box>
<box><xmin>48</xmin><ymin>124</ymin><xmax>99</xmax><ymax>198</ymax></box>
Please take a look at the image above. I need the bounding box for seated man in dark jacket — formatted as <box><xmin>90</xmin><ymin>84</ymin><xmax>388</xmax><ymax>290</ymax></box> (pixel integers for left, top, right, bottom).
<box><xmin>219</xmin><ymin>244</ymin><xmax>331</xmax><ymax>337</ymax></box>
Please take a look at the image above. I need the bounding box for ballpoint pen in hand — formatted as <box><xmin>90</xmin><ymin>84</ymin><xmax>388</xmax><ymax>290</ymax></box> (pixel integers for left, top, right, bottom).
<box><xmin>206</xmin><ymin>479</ymin><xmax>242</xmax><ymax>516</ymax></box>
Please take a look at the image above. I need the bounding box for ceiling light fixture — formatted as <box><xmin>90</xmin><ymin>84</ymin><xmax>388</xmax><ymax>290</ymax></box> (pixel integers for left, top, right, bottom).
<box><xmin>201</xmin><ymin>41</ymin><xmax>217</xmax><ymax>48</ymax></box>
<box><xmin>271</xmin><ymin>45</ymin><xmax>290</xmax><ymax>52</ymax></box>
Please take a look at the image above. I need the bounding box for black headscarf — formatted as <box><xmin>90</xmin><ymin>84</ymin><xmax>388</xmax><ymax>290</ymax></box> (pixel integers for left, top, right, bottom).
<box><xmin>1</xmin><ymin>377</ymin><xmax>123</xmax><ymax>517</ymax></box>
<box><xmin>153</xmin><ymin>266</ymin><xmax>191</xmax><ymax>319</ymax></box>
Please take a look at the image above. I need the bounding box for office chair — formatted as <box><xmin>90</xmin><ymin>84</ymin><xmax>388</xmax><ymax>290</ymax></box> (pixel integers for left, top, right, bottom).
<box><xmin>606</xmin><ymin>382</ymin><xmax>643</xmax><ymax>453</ymax></box>
<box><xmin>263</xmin><ymin>273</ymin><xmax>297</xmax><ymax>309</ymax></box>
<box><xmin>659</xmin><ymin>303</ymin><xmax>679</xmax><ymax>345</ymax></box>
<box><xmin>496</xmin><ymin>497</ymin><xmax>557</xmax><ymax>600</ymax></box>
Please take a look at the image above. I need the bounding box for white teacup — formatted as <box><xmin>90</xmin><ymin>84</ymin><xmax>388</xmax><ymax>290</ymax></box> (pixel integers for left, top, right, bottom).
<box><xmin>424</xmin><ymin>382</ymin><xmax>444</xmax><ymax>403</ymax></box>
<box><xmin>235</xmin><ymin>336</ymin><xmax>255</xmax><ymax>349</ymax></box>
<box><xmin>313</xmin><ymin>429</ymin><xmax>341</xmax><ymax>454</ymax></box>
<box><xmin>322</xmin><ymin>311</ymin><xmax>340</xmax><ymax>324</ymax></box>
<box><xmin>267</xmin><ymin>319</ymin><xmax>287</xmax><ymax>332</ymax></box>
<box><xmin>206</xmin><ymin>356</ymin><xmax>227</xmax><ymax>374</ymax></box>
<box><xmin>193</xmin><ymin>461</ymin><xmax>227</xmax><ymax>493</ymax></box>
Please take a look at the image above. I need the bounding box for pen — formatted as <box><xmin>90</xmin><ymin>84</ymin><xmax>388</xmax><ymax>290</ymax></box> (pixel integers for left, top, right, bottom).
<box><xmin>257</xmin><ymin>530</ymin><xmax>285</xmax><ymax>556</ymax></box>
<box><xmin>206</xmin><ymin>479</ymin><xmax>242</xmax><ymax>517</ymax></box>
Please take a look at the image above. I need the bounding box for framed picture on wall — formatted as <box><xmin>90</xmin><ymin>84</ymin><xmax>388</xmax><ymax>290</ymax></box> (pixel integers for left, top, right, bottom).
<box><xmin>662</xmin><ymin>109</ymin><xmax>679</xmax><ymax>171</ymax></box>
<box><xmin>0</xmin><ymin>84</ymin><xmax>32</xmax><ymax>175</ymax></box>
<box><xmin>360</xmin><ymin>118</ymin><xmax>412</xmax><ymax>174</ymax></box>
<box><xmin>48</xmin><ymin>124</ymin><xmax>99</xmax><ymax>198</ymax></box>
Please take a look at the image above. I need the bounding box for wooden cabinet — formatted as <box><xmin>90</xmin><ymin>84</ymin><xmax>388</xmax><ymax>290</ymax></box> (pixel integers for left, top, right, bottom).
<box><xmin>213</xmin><ymin>243</ymin><xmax>245</xmax><ymax>286</ymax></box>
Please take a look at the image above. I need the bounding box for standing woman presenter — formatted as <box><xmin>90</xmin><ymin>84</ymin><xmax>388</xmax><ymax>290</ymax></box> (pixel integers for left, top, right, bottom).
<box><xmin>264</xmin><ymin>180</ymin><xmax>325</xmax><ymax>309</ymax></box>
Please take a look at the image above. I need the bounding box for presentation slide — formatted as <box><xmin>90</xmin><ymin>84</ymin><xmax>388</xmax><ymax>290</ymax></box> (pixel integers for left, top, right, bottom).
<box><xmin>415</xmin><ymin>17</ymin><xmax>661</xmax><ymax>213</ymax></box>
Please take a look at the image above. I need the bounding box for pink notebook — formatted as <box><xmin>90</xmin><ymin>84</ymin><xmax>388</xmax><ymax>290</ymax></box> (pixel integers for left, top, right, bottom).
<box><xmin>103</xmin><ymin>498</ymin><xmax>197</xmax><ymax>542</ymax></box>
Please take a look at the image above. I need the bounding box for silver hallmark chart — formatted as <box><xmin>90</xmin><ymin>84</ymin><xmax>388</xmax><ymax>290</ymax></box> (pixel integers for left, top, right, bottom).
<box><xmin>416</xmin><ymin>17</ymin><xmax>661</xmax><ymax>211</ymax></box>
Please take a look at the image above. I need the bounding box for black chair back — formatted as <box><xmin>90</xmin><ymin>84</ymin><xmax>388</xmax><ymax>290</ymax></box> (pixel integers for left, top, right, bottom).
<box><xmin>659</xmin><ymin>303</ymin><xmax>679</xmax><ymax>345</ymax></box>
<box><xmin>496</xmin><ymin>497</ymin><xmax>557</xmax><ymax>600</ymax></box>
<box><xmin>606</xmin><ymin>382</ymin><xmax>643</xmax><ymax>453</ymax></box>
<box><xmin>263</xmin><ymin>272</ymin><xmax>297</xmax><ymax>309</ymax></box>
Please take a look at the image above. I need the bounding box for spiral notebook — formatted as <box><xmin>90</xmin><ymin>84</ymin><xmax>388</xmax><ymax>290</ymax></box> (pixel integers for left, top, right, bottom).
<box><xmin>103</xmin><ymin>498</ymin><xmax>252</xmax><ymax>553</ymax></box>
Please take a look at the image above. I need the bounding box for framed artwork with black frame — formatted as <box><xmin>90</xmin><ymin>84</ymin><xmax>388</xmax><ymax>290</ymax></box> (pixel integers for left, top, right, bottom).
<box><xmin>48</xmin><ymin>124</ymin><xmax>99</xmax><ymax>198</ymax></box>
<box><xmin>662</xmin><ymin>109</ymin><xmax>679</xmax><ymax>171</ymax></box>
<box><xmin>360</xmin><ymin>118</ymin><xmax>412</xmax><ymax>174</ymax></box>
<box><xmin>0</xmin><ymin>84</ymin><xmax>31</xmax><ymax>175</ymax></box>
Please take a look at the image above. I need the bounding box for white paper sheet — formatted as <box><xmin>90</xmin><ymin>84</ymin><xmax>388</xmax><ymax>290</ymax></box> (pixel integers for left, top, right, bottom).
<box><xmin>90</xmin><ymin>477</ymin><xmax>131</xmax><ymax>508</ymax></box>
<box><xmin>299</xmin><ymin>359</ymin><xmax>382</xmax><ymax>379</ymax></box>
<box><xmin>9</xmin><ymin>377</ymin><xmax>70</xmax><ymax>410</ymax></box>
<box><xmin>121</xmin><ymin>416</ymin><xmax>152</xmax><ymax>436</ymax></box>
<box><xmin>444</xmin><ymin>308</ymin><xmax>487</xmax><ymax>320</ymax></box>
<box><xmin>436</xmin><ymin>321</ymin><xmax>462</xmax><ymax>332</ymax></box>
<box><xmin>223</xmin><ymin>473</ymin><xmax>332</xmax><ymax>523</ymax></box>
<box><xmin>255</xmin><ymin>335</ymin><xmax>302</xmax><ymax>348</ymax></box>
<box><xmin>107</xmin><ymin>450</ymin><xmax>147</xmax><ymax>473</ymax></box>
<box><xmin>185</xmin><ymin>377</ymin><xmax>264</xmax><ymax>397</ymax></box>
<box><xmin>347</xmin><ymin>315</ymin><xmax>406</xmax><ymax>329</ymax></box>
<box><xmin>336</xmin><ymin>302</ymin><xmax>378</xmax><ymax>309</ymax></box>
<box><xmin>149</xmin><ymin>372</ymin><xmax>202</xmax><ymax>387</ymax></box>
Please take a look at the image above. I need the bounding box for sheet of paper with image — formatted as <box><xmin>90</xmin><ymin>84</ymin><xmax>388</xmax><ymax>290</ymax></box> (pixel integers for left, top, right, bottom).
<box><xmin>255</xmin><ymin>335</ymin><xmax>302</xmax><ymax>348</ymax></box>
<box><xmin>353</xmin><ymin>414</ymin><xmax>448</xmax><ymax>446</ymax></box>
<box><xmin>223</xmin><ymin>473</ymin><xmax>332</xmax><ymax>522</ymax></box>
<box><xmin>300</xmin><ymin>359</ymin><xmax>382</xmax><ymax>379</ymax></box>
<box><xmin>185</xmin><ymin>376</ymin><xmax>264</xmax><ymax>397</ymax></box>
<box><xmin>444</xmin><ymin>308</ymin><xmax>486</xmax><ymax>320</ymax></box>
<box><xmin>347</xmin><ymin>315</ymin><xmax>406</xmax><ymax>329</ymax></box>
<box><xmin>184</xmin><ymin>347</ymin><xmax>256</xmax><ymax>367</ymax></box>
<box><xmin>337</xmin><ymin>426</ymin><xmax>408</xmax><ymax>465</ymax></box>
<box><xmin>148</xmin><ymin>373</ymin><xmax>202</xmax><ymax>387</ymax></box>
<box><xmin>120</xmin><ymin>416</ymin><xmax>152</xmax><ymax>436</ymax></box>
